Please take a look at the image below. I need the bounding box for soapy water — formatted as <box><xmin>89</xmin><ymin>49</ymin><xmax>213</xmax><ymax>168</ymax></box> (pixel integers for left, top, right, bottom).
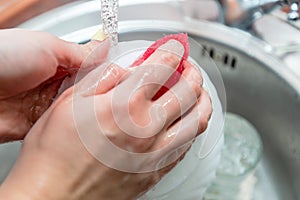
<box><xmin>204</xmin><ymin>112</ymin><xmax>263</xmax><ymax>200</ymax></box>
<box><xmin>218</xmin><ymin>113</ymin><xmax>263</xmax><ymax>177</ymax></box>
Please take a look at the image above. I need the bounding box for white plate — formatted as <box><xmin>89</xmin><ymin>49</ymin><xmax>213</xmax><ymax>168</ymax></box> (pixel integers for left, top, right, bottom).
<box><xmin>107</xmin><ymin>40</ymin><xmax>224</xmax><ymax>200</ymax></box>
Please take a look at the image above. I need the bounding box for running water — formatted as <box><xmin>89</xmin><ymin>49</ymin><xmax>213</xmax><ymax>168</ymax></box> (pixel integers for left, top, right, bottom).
<box><xmin>101</xmin><ymin>0</ymin><xmax>119</xmax><ymax>46</ymax></box>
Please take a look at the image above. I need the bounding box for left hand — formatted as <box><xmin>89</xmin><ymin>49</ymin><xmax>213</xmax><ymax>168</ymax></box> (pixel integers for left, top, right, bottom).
<box><xmin>0</xmin><ymin>40</ymin><xmax>212</xmax><ymax>200</ymax></box>
<box><xmin>0</xmin><ymin>29</ymin><xmax>109</xmax><ymax>143</ymax></box>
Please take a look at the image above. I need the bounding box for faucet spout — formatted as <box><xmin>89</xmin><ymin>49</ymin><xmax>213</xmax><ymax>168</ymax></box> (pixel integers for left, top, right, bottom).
<box><xmin>219</xmin><ymin>0</ymin><xmax>299</xmax><ymax>29</ymax></box>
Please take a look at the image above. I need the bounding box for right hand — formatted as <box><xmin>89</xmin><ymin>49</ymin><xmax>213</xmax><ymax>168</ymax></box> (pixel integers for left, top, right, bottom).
<box><xmin>0</xmin><ymin>39</ymin><xmax>212</xmax><ymax>200</ymax></box>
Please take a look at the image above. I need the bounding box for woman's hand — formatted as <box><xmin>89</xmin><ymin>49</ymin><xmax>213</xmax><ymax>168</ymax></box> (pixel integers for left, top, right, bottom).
<box><xmin>0</xmin><ymin>39</ymin><xmax>212</xmax><ymax>200</ymax></box>
<box><xmin>0</xmin><ymin>29</ymin><xmax>109</xmax><ymax>143</ymax></box>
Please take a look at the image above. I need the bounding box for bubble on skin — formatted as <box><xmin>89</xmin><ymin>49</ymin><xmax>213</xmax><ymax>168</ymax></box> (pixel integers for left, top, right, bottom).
<box><xmin>34</xmin><ymin>106</ymin><xmax>41</xmax><ymax>112</ymax></box>
<box><xmin>29</xmin><ymin>104</ymin><xmax>42</xmax><ymax>123</ymax></box>
<box><xmin>41</xmin><ymin>94</ymin><xmax>47</xmax><ymax>101</ymax></box>
<box><xmin>165</xmin><ymin>131</ymin><xmax>177</xmax><ymax>141</ymax></box>
<box><xmin>33</xmin><ymin>94</ymin><xmax>39</xmax><ymax>101</ymax></box>
<box><xmin>162</xmin><ymin>97</ymin><xmax>174</xmax><ymax>108</ymax></box>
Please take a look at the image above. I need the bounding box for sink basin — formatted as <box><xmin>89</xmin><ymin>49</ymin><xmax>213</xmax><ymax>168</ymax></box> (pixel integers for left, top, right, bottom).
<box><xmin>0</xmin><ymin>0</ymin><xmax>299</xmax><ymax>199</ymax></box>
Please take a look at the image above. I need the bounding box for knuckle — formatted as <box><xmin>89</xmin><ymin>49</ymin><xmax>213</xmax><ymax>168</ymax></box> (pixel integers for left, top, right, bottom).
<box><xmin>198</xmin><ymin>117</ymin><xmax>209</xmax><ymax>133</ymax></box>
<box><xmin>114</xmin><ymin>90</ymin><xmax>145</xmax><ymax>112</ymax></box>
<box><xmin>190</xmin><ymin>62</ymin><xmax>203</xmax><ymax>86</ymax></box>
<box><xmin>197</xmin><ymin>72</ymin><xmax>204</xmax><ymax>87</ymax></box>
<box><xmin>208</xmin><ymin>102</ymin><xmax>213</xmax><ymax>120</ymax></box>
<box><xmin>204</xmin><ymin>91</ymin><xmax>213</xmax><ymax>116</ymax></box>
<box><xmin>160</xmin><ymin>52</ymin><xmax>180</xmax><ymax>67</ymax></box>
<box><xmin>196</xmin><ymin>89</ymin><xmax>213</xmax><ymax>134</ymax></box>
<box><xmin>127</xmin><ymin>136</ymin><xmax>154</xmax><ymax>152</ymax></box>
<box><xmin>189</xmin><ymin>80</ymin><xmax>201</xmax><ymax>97</ymax></box>
<box><xmin>128</xmin><ymin>92</ymin><xmax>145</xmax><ymax>108</ymax></box>
<box><xmin>202</xmin><ymin>89</ymin><xmax>211</xmax><ymax>102</ymax></box>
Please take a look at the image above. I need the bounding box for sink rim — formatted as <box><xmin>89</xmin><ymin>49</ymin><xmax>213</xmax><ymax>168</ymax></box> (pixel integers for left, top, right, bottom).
<box><xmin>18</xmin><ymin>0</ymin><xmax>300</xmax><ymax>96</ymax></box>
<box><xmin>60</xmin><ymin>19</ymin><xmax>300</xmax><ymax>97</ymax></box>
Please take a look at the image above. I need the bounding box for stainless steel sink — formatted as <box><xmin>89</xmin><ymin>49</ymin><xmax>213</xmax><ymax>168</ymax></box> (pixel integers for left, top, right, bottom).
<box><xmin>0</xmin><ymin>0</ymin><xmax>299</xmax><ymax>199</ymax></box>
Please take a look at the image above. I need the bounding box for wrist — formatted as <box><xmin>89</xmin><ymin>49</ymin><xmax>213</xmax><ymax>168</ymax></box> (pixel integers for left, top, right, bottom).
<box><xmin>0</xmin><ymin>148</ymin><xmax>70</xmax><ymax>200</ymax></box>
<box><xmin>0</xmin><ymin>186</ymin><xmax>33</xmax><ymax>200</ymax></box>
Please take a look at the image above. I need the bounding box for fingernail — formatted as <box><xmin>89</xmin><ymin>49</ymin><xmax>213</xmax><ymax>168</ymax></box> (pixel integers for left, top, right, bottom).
<box><xmin>80</xmin><ymin>38</ymin><xmax>110</xmax><ymax>70</ymax></box>
<box><xmin>92</xmin><ymin>29</ymin><xmax>107</xmax><ymax>41</ymax></box>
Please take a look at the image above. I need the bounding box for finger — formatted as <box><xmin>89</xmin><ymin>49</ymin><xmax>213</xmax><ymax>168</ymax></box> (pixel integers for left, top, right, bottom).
<box><xmin>153</xmin><ymin>61</ymin><xmax>203</xmax><ymax>128</ymax></box>
<box><xmin>0</xmin><ymin>29</ymin><xmax>110</xmax><ymax>98</ymax></box>
<box><xmin>122</xmin><ymin>39</ymin><xmax>184</xmax><ymax>100</ymax></box>
<box><xmin>77</xmin><ymin>63</ymin><xmax>128</xmax><ymax>97</ymax></box>
<box><xmin>53</xmin><ymin>38</ymin><xmax>110</xmax><ymax>70</ymax></box>
<box><xmin>151</xmin><ymin>89</ymin><xmax>213</xmax><ymax>152</ymax></box>
<box><xmin>145</xmin><ymin>90</ymin><xmax>212</xmax><ymax>170</ymax></box>
<box><xmin>183</xmin><ymin>60</ymin><xmax>203</xmax><ymax>87</ymax></box>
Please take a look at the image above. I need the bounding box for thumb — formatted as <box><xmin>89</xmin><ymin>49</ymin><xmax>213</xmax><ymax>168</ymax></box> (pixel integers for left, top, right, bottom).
<box><xmin>53</xmin><ymin>38</ymin><xmax>111</xmax><ymax>71</ymax></box>
<box><xmin>0</xmin><ymin>29</ymin><xmax>110</xmax><ymax>99</ymax></box>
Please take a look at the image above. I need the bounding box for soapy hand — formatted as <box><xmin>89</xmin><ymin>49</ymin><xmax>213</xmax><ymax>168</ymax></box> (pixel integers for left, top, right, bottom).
<box><xmin>0</xmin><ymin>36</ymin><xmax>212</xmax><ymax>200</ymax></box>
<box><xmin>0</xmin><ymin>29</ymin><xmax>108</xmax><ymax>143</ymax></box>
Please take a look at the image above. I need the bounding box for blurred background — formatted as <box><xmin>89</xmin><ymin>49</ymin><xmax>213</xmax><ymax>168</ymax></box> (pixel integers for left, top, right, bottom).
<box><xmin>0</xmin><ymin>0</ymin><xmax>299</xmax><ymax>28</ymax></box>
<box><xmin>0</xmin><ymin>0</ymin><xmax>76</xmax><ymax>28</ymax></box>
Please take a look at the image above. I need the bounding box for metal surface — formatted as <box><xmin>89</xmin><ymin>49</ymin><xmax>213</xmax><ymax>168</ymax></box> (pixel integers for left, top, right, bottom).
<box><xmin>63</xmin><ymin>21</ymin><xmax>300</xmax><ymax>200</ymax></box>
<box><xmin>0</xmin><ymin>0</ymin><xmax>299</xmax><ymax>199</ymax></box>
<box><xmin>219</xmin><ymin>0</ymin><xmax>300</xmax><ymax>28</ymax></box>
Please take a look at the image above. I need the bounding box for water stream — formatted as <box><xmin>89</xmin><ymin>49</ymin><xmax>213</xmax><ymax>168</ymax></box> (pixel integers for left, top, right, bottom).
<box><xmin>101</xmin><ymin>0</ymin><xmax>119</xmax><ymax>45</ymax></box>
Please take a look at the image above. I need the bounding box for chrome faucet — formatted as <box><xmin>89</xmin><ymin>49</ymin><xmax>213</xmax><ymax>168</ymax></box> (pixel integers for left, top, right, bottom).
<box><xmin>219</xmin><ymin>0</ymin><xmax>300</xmax><ymax>29</ymax></box>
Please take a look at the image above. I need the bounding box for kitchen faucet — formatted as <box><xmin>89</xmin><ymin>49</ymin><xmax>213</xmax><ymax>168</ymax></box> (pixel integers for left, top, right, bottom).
<box><xmin>219</xmin><ymin>0</ymin><xmax>300</xmax><ymax>29</ymax></box>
